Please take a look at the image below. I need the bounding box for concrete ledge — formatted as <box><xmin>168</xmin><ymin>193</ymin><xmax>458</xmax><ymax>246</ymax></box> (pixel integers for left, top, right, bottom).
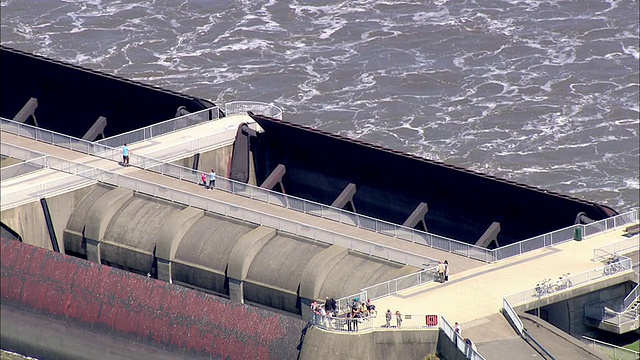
<box><xmin>84</xmin><ymin>188</ymin><xmax>133</xmax><ymax>263</ymax></box>
<box><xmin>156</xmin><ymin>207</ymin><xmax>204</xmax><ymax>282</ymax></box>
<box><xmin>513</xmin><ymin>270</ymin><xmax>638</xmax><ymax>313</ymax></box>
<box><xmin>299</xmin><ymin>326</ymin><xmax>439</xmax><ymax>360</ymax></box>
<box><xmin>227</xmin><ymin>226</ymin><xmax>276</xmax><ymax>303</ymax></box>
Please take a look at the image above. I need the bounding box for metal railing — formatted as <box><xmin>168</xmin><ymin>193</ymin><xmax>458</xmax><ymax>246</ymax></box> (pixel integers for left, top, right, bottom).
<box><xmin>503</xmin><ymin>298</ymin><xmax>524</xmax><ymax>336</ymax></box>
<box><xmin>312</xmin><ymin>313</ymin><xmax>440</xmax><ymax>333</ymax></box>
<box><xmin>96</xmin><ymin>107</ymin><xmax>220</xmax><ymax>147</ymax></box>
<box><xmin>502</xmin><ymin>298</ymin><xmax>556</xmax><ymax>360</ymax></box>
<box><xmin>332</xmin><ymin>265</ymin><xmax>439</xmax><ymax>316</ymax></box>
<box><xmin>0</xmin><ymin>156</ymin><xmax>47</xmax><ymax>181</ymax></box>
<box><xmin>583</xmin><ymin>209</ymin><xmax>639</xmax><ymax>237</ymax></box>
<box><xmin>2</xmin><ymin>117</ymin><xmax>638</xmax><ymax>266</ymax></box>
<box><xmin>441</xmin><ymin>315</ymin><xmax>486</xmax><ymax>360</ymax></box>
<box><xmin>224</xmin><ymin>101</ymin><xmax>283</xmax><ymax>120</ymax></box>
<box><xmin>362</xmin><ymin>266</ymin><xmax>439</xmax><ymax>300</ymax></box>
<box><xmin>2</xmin><ymin>143</ymin><xmax>436</xmax><ymax>269</ymax></box>
<box><xmin>621</xmin><ymin>284</ymin><xmax>639</xmax><ymax>312</ymax></box>
<box><xmin>505</xmin><ymin>256</ymin><xmax>634</xmax><ymax>307</ymax></box>
<box><xmin>581</xmin><ymin>336</ymin><xmax>640</xmax><ymax>360</ymax></box>
<box><xmin>593</xmin><ymin>238</ymin><xmax>640</xmax><ymax>261</ymax></box>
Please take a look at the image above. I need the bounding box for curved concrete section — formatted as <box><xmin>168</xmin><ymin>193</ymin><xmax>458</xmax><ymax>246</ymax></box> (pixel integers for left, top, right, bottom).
<box><xmin>172</xmin><ymin>214</ymin><xmax>256</xmax><ymax>295</ymax></box>
<box><xmin>63</xmin><ymin>184</ymin><xmax>114</xmax><ymax>256</ymax></box>
<box><xmin>156</xmin><ymin>207</ymin><xmax>204</xmax><ymax>282</ymax></box>
<box><xmin>299</xmin><ymin>326</ymin><xmax>438</xmax><ymax>360</ymax></box>
<box><xmin>101</xmin><ymin>194</ymin><xmax>184</xmax><ymax>274</ymax></box>
<box><xmin>0</xmin><ymin>238</ymin><xmax>305</xmax><ymax>360</ymax></box>
<box><xmin>228</xmin><ymin>226</ymin><xmax>277</xmax><ymax>303</ymax></box>
<box><xmin>319</xmin><ymin>252</ymin><xmax>420</xmax><ymax>299</ymax></box>
<box><xmin>300</xmin><ymin>245</ymin><xmax>349</xmax><ymax>320</ymax></box>
<box><xmin>245</xmin><ymin>234</ymin><xmax>329</xmax><ymax>314</ymax></box>
<box><xmin>83</xmin><ymin>187</ymin><xmax>133</xmax><ymax>263</ymax></box>
<box><xmin>0</xmin><ymin>201</ymin><xmax>50</xmax><ymax>250</ymax></box>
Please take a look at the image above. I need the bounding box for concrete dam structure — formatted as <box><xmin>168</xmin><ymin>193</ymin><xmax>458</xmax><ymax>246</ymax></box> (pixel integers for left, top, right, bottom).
<box><xmin>2</xmin><ymin>46</ymin><xmax>637</xmax><ymax>360</ymax></box>
<box><xmin>58</xmin><ymin>183</ymin><xmax>417</xmax><ymax>315</ymax></box>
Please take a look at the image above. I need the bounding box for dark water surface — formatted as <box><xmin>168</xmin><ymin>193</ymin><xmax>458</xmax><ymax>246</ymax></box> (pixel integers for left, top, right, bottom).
<box><xmin>2</xmin><ymin>0</ymin><xmax>638</xmax><ymax>210</ymax></box>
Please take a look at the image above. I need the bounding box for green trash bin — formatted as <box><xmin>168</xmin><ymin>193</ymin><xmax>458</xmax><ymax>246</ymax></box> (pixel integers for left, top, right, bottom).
<box><xmin>574</xmin><ymin>227</ymin><xmax>582</xmax><ymax>241</ymax></box>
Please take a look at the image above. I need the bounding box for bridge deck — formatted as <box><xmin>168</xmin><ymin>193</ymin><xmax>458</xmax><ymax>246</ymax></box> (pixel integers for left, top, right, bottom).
<box><xmin>0</xmin><ymin>130</ymin><xmax>485</xmax><ymax>274</ymax></box>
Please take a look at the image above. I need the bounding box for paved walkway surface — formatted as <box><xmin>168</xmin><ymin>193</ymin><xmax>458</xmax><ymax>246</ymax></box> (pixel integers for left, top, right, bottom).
<box><xmin>371</xmin><ymin>228</ymin><xmax>637</xmax><ymax>330</ymax></box>
<box><xmin>0</xmin><ymin>130</ymin><xmax>484</xmax><ymax>273</ymax></box>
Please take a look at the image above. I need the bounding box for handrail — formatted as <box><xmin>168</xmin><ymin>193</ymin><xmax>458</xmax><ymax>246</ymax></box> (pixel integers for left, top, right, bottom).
<box><xmin>593</xmin><ymin>237</ymin><xmax>640</xmax><ymax>261</ymax></box>
<box><xmin>0</xmin><ymin>155</ymin><xmax>47</xmax><ymax>181</ymax></box>
<box><xmin>311</xmin><ymin>313</ymin><xmax>440</xmax><ymax>333</ymax></box>
<box><xmin>96</xmin><ymin>107</ymin><xmax>220</xmax><ymax>147</ymax></box>
<box><xmin>1</xmin><ymin>143</ymin><xmax>436</xmax><ymax>269</ymax></box>
<box><xmin>2</xmin><ymin>116</ymin><xmax>638</xmax><ymax>265</ymax></box>
<box><xmin>582</xmin><ymin>336</ymin><xmax>640</xmax><ymax>360</ymax></box>
<box><xmin>224</xmin><ymin>101</ymin><xmax>283</xmax><ymax>119</ymax></box>
<box><xmin>441</xmin><ymin>315</ymin><xmax>486</xmax><ymax>360</ymax></box>
<box><xmin>523</xmin><ymin>328</ymin><xmax>556</xmax><ymax>360</ymax></box>
<box><xmin>621</xmin><ymin>283</ymin><xmax>639</xmax><ymax>312</ymax></box>
<box><xmin>502</xmin><ymin>298</ymin><xmax>556</xmax><ymax>360</ymax></box>
<box><xmin>503</xmin><ymin>298</ymin><xmax>524</xmax><ymax>336</ymax></box>
<box><xmin>505</xmin><ymin>256</ymin><xmax>634</xmax><ymax>307</ymax></box>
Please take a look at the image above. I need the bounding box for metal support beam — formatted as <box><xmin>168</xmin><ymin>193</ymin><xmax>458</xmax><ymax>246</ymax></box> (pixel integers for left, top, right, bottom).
<box><xmin>260</xmin><ymin>164</ymin><xmax>286</xmax><ymax>193</ymax></box>
<box><xmin>82</xmin><ymin>116</ymin><xmax>107</xmax><ymax>141</ymax></box>
<box><xmin>13</xmin><ymin>97</ymin><xmax>38</xmax><ymax>125</ymax></box>
<box><xmin>331</xmin><ymin>183</ymin><xmax>357</xmax><ymax>212</ymax></box>
<box><xmin>403</xmin><ymin>202</ymin><xmax>429</xmax><ymax>231</ymax></box>
<box><xmin>476</xmin><ymin>221</ymin><xmax>501</xmax><ymax>248</ymax></box>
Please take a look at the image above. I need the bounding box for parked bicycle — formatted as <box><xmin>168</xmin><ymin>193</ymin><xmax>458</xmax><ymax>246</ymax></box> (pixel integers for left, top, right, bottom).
<box><xmin>533</xmin><ymin>278</ymin><xmax>554</xmax><ymax>297</ymax></box>
<box><xmin>603</xmin><ymin>256</ymin><xmax>626</xmax><ymax>275</ymax></box>
<box><xmin>554</xmin><ymin>273</ymin><xmax>573</xmax><ymax>291</ymax></box>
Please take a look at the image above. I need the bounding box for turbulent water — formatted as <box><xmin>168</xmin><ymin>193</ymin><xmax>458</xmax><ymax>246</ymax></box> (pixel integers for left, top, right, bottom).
<box><xmin>1</xmin><ymin>0</ymin><xmax>638</xmax><ymax>210</ymax></box>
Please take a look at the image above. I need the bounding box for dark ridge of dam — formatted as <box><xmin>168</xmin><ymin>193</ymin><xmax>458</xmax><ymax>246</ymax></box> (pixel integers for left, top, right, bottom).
<box><xmin>247</xmin><ymin>112</ymin><xmax>617</xmax><ymax>247</ymax></box>
<box><xmin>0</xmin><ymin>238</ymin><xmax>306</xmax><ymax>360</ymax></box>
<box><xmin>0</xmin><ymin>46</ymin><xmax>220</xmax><ymax>140</ymax></box>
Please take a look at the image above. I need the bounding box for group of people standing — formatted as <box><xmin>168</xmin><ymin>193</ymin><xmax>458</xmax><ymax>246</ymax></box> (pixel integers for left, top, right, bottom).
<box><xmin>437</xmin><ymin>260</ymin><xmax>450</xmax><ymax>283</ymax></box>
<box><xmin>384</xmin><ymin>309</ymin><xmax>403</xmax><ymax>328</ymax></box>
<box><xmin>310</xmin><ymin>297</ymin><xmax>377</xmax><ymax>332</ymax></box>
<box><xmin>201</xmin><ymin>170</ymin><xmax>216</xmax><ymax>189</ymax></box>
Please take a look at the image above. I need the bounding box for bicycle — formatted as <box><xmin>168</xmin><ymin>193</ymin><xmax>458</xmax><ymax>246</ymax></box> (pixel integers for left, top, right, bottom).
<box><xmin>554</xmin><ymin>273</ymin><xmax>572</xmax><ymax>290</ymax></box>
<box><xmin>533</xmin><ymin>278</ymin><xmax>554</xmax><ymax>297</ymax></box>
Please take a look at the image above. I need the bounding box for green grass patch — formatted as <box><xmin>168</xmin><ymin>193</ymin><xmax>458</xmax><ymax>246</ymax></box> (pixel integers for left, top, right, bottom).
<box><xmin>623</xmin><ymin>340</ymin><xmax>639</xmax><ymax>352</ymax></box>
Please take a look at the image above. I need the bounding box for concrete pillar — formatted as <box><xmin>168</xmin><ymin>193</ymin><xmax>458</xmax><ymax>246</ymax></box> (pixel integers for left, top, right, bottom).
<box><xmin>299</xmin><ymin>245</ymin><xmax>349</xmax><ymax>321</ymax></box>
<box><xmin>476</xmin><ymin>221</ymin><xmax>501</xmax><ymax>248</ymax></box>
<box><xmin>156</xmin><ymin>207</ymin><xmax>203</xmax><ymax>282</ymax></box>
<box><xmin>83</xmin><ymin>188</ymin><xmax>133</xmax><ymax>264</ymax></box>
<box><xmin>227</xmin><ymin>226</ymin><xmax>276</xmax><ymax>303</ymax></box>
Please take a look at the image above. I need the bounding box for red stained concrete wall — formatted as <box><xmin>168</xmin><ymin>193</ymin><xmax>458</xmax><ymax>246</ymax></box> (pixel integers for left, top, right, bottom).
<box><xmin>0</xmin><ymin>238</ymin><xmax>305</xmax><ymax>359</ymax></box>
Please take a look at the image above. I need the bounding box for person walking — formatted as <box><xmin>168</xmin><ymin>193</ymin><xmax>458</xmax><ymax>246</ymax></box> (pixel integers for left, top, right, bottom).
<box><xmin>122</xmin><ymin>143</ymin><xmax>130</xmax><ymax>166</ymax></box>
<box><xmin>385</xmin><ymin>309</ymin><xmax>392</xmax><ymax>327</ymax></box>
<box><xmin>444</xmin><ymin>260</ymin><xmax>450</xmax><ymax>282</ymax></box>
<box><xmin>437</xmin><ymin>261</ymin><xmax>446</xmax><ymax>283</ymax></box>
<box><xmin>209</xmin><ymin>169</ymin><xmax>216</xmax><ymax>189</ymax></box>
<box><xmin>395</xmin><ymin>310</ymin><xmax>403</xmax><ymax>328</ymax></box>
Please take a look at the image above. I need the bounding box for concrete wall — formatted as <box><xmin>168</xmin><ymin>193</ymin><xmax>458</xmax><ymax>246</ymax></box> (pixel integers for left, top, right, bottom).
<box><xmin>169</xmin><ymin>144</ymin><xmax>234</xmax><ymax>178</ymax></box>
<box><xmin>532</xmin><ymin>281</ymin><xmax>634</xmax><ymax>337</ymax></box>
<box><xmin>1</xmin><ymin>201</ymin><xmax>51</xmax><ymax>250</ymax></box>
<box><xmin>299</xmin><ymin>326</ymin><xmax>439</xmax><ymax>360</ymax></box>
<box><xmin>0</xmin><ymin>238</ymin><xmax>305</xmax><ymax>360</ymax></box>
<box><xmin>46</xmin><ymin>184</ymin><xmax>99</xmax><ymax>252</ymax></box>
